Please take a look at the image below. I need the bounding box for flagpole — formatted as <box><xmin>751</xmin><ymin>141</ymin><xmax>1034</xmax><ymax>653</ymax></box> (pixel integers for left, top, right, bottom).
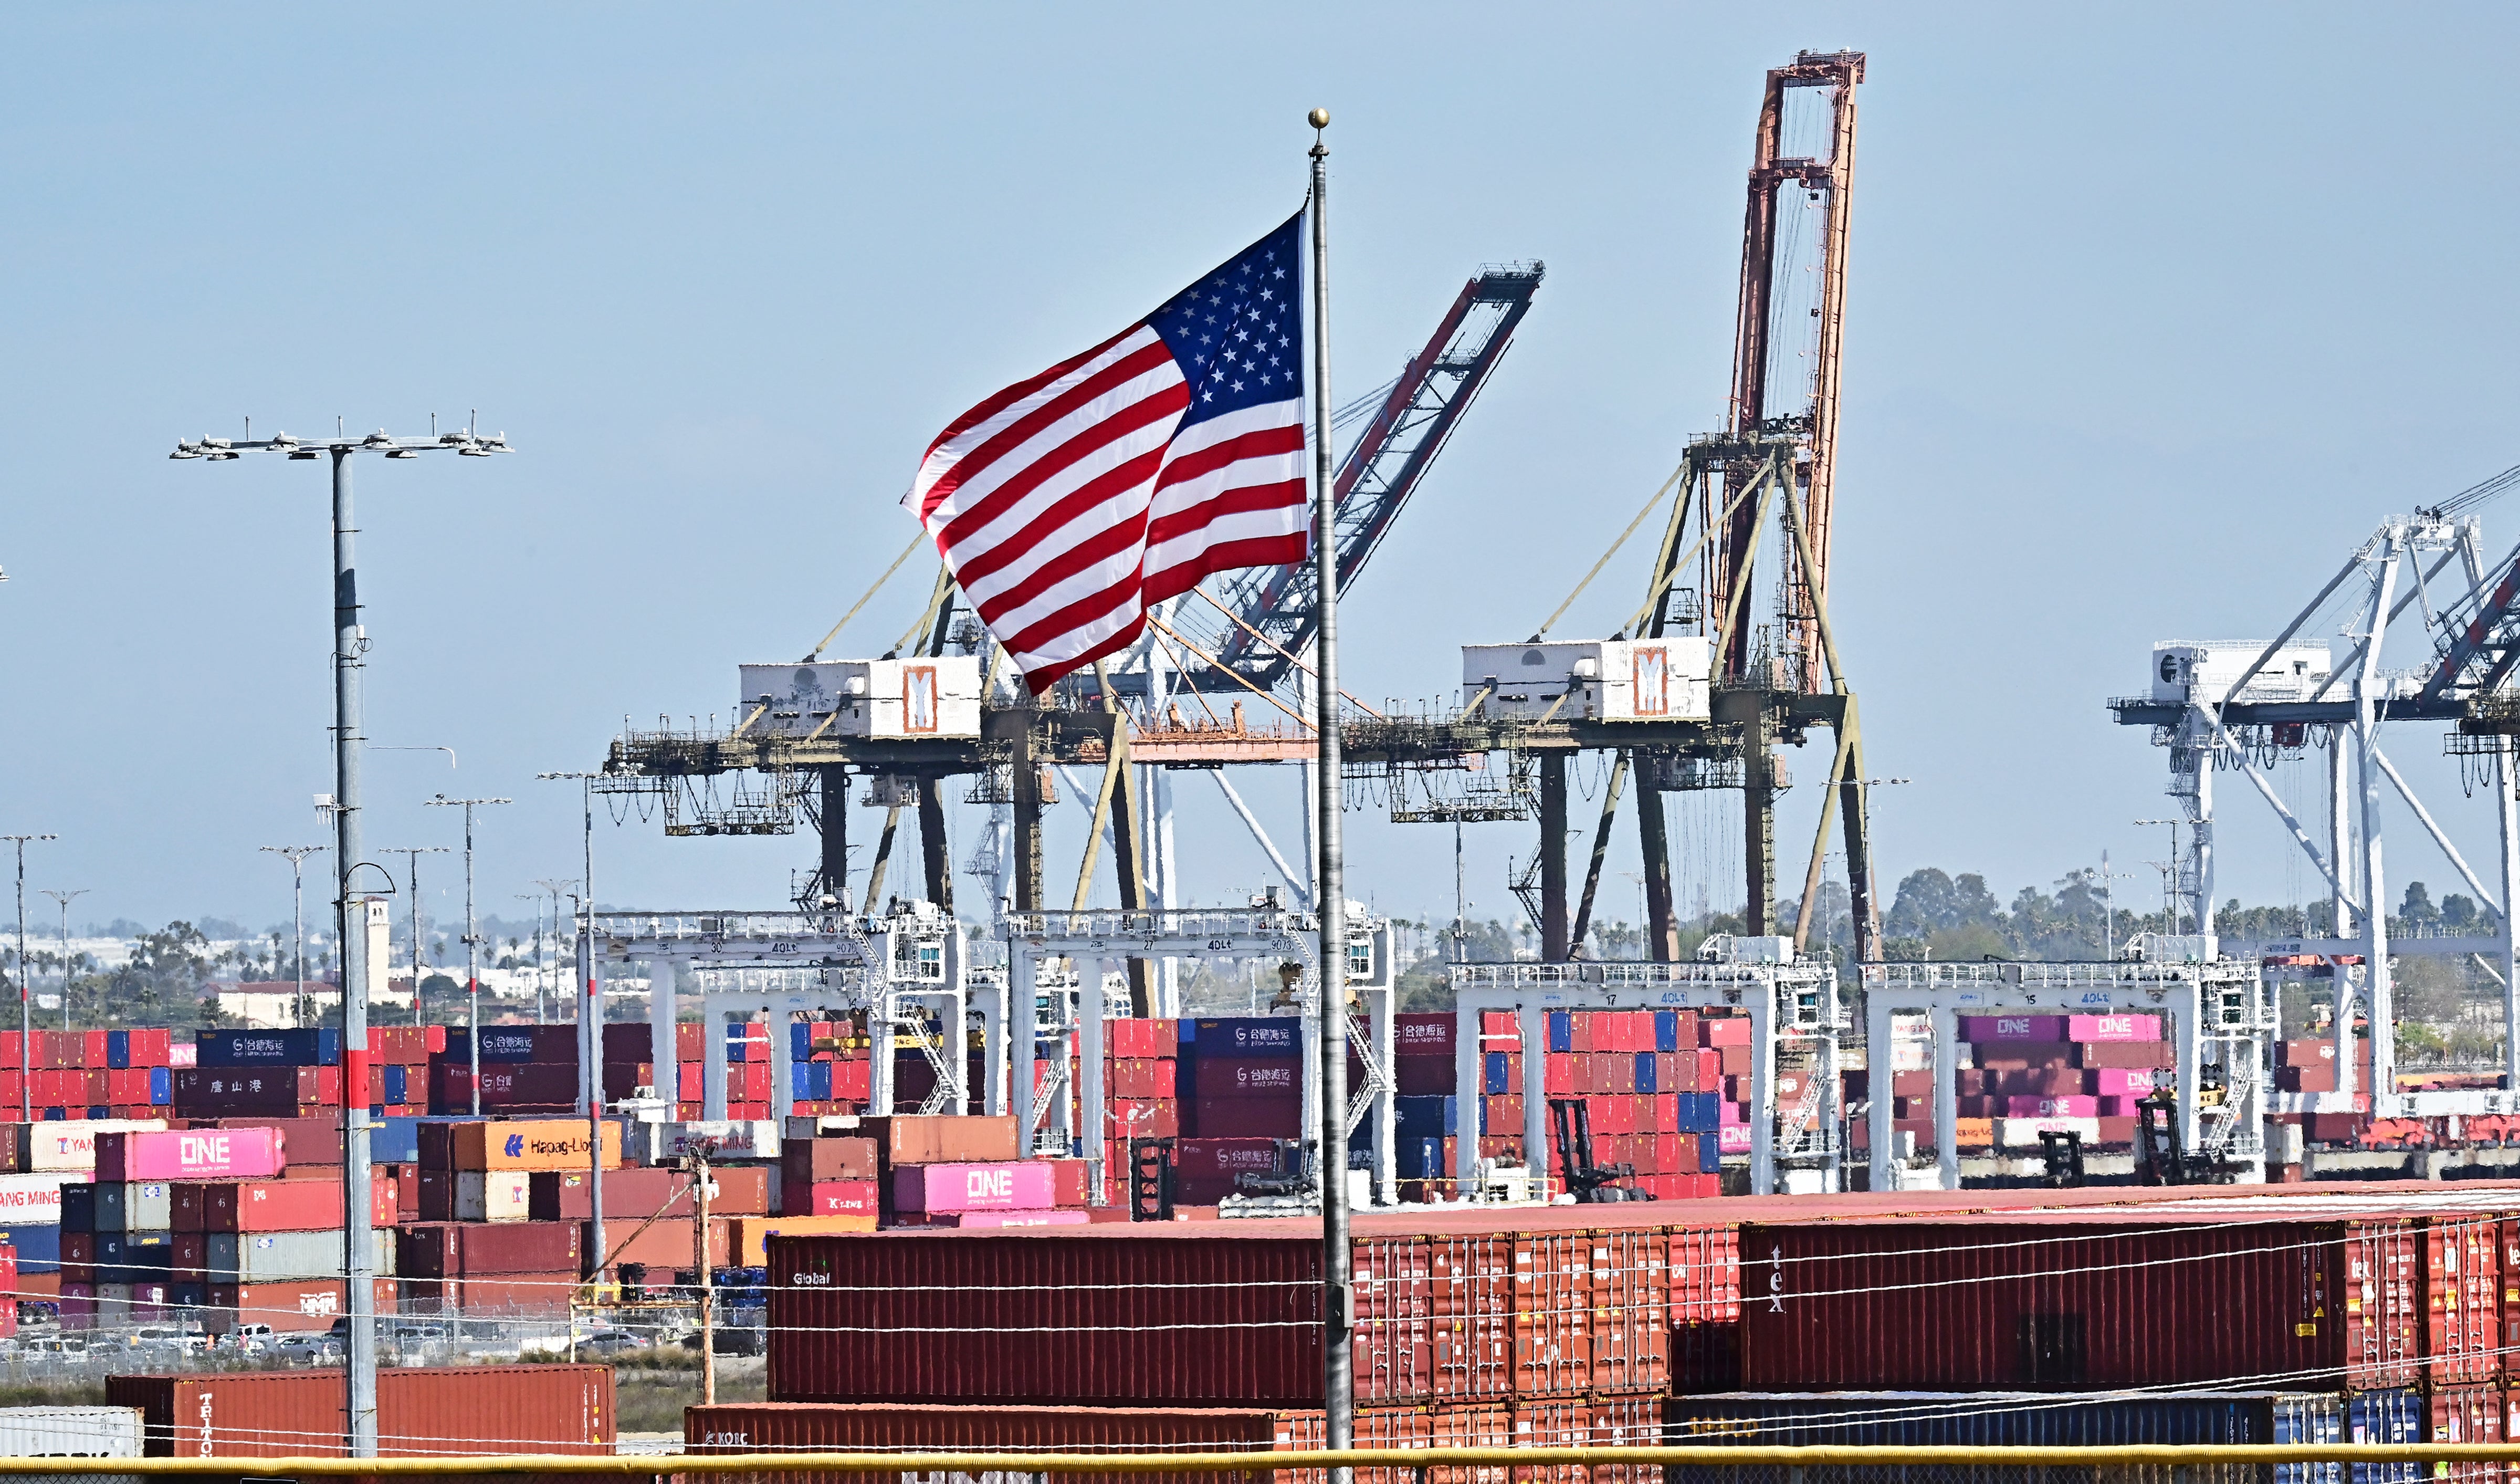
<box><xmin>1306</xmin><ymin>104</ymin><xmax>1353</xmax><ymax>1477</ymax></box>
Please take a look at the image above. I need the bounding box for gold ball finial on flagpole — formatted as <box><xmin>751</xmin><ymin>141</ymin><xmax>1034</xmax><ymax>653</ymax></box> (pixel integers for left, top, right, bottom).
<box><xmin>1308</xmin><ymin>107</ymin><xmax>1330</xmax><ymax>130</ymax></box>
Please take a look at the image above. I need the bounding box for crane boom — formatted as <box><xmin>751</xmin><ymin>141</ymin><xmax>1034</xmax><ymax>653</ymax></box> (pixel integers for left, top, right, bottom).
<box><xmin>1180</xmin><ymin>262</ymin><xmax>1545</xmax><ymax>693</ymax></box>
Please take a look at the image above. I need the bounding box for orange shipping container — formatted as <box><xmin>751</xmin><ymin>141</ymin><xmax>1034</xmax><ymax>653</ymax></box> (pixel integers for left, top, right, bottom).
<box><xmin>732</xmin><ymin>1214</ymin><xmax>878</xmax><ymax>1266</ymax></box>
<box><xmin>451</xmin><ymin>1119</ymin><xmax>622</xmax><ymax>1172</ymax></box>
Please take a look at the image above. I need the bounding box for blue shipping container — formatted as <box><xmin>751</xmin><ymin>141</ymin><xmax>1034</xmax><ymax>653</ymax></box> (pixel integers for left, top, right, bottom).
<box><xmin>196</xmin><ymin>1029</ymin><xmax>340</xmax><ymax>1068</ymax></box>
<box><xmin>1655</xmin><ymin>1010</ymin><xmax>1681</xmax><ymax>1053</ymax></box>
<box><xmin>1699</xmin><ymin>1135</ymin><xmax>1724</xmax><ymax>1173</ymax></box>
<box><xmin>148</xmin><ymin>1068</ymin><xmax>171</xmax><ymax>1105</ymax></box>
<box><xmin>1666</xmin><ymin>1391</ymin><xmax>2368</xmax><ymax>1484</ymax></box>
<box><xmin>1547</xmin><ymin>1011</ymin><xmax>1570</xmax><ymax>1053</ymax></box>
<box><xmin>105</xmin><ymin>1030</ymin><xmax>131</xmax><ymax>1070</ymax></box>
<box><xmin>60</xmin><ymin>1186</ymin><xmax>93</xmax><ymax>1235</ymax></box>
<box><xmin>1635</xmin><ymin>1052</ymin><xmax>1658</xmax><ymax>1095</ymax></box>
<box><xmin>2346</xmin><ymin>1390</ymin><xmax>2422</xmax><ymax>1484</ymax></box>
<box><xmin>382</xmin><ymin>1064</ymin><xmax>408</xmax><ymax>1104</ymax></box>
<box><xmin>810</xmin><ymin>1062</ymin><xmax>832</xmax><ymax>1101</ymax></box>
<box><xmin>1394</xmin><ymin>1095</ymin><xmax>1457</xmax><ymax>1141</ymax></box>
<box><xmin>370</xmin><ymin>1117</ymin><xmax>423</xmax><ymax>1165</ymax></box>
<box><xmin>1190</xmin><ymin>1018</ymin><xmax>1301</xmax><ymax>1057</ymax></box>
<box><xmin>1485</xmin><ymin>1051</ymin><xmax>1510</xmax><ymax>1096</ymax></box>
<box><xmin>790</xmin><ymin>1022</ymin><xmax>814</xmax><ymax>1061</ymax></box>
<box><xmin>1398</xmin><ymin>1136</ymin><xmax>1444</xmax><ymax>1180</ymax></box>
<box><xmin>0</xmin><ymin>1225</ymin><xmax>62</xmax><ymax>1272</ymax></box>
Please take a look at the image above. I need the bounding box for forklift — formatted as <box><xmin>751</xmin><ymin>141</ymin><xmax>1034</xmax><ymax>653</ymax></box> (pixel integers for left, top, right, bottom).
<box><xmin>1547</xmin><ymin>1098</ymin><xmax>1655</xmax><ymax>1203</ymax></box>
<box><xmin>2134</xmin><ymin>1087</ymin><xmax>2246</xmax><ymax>1186</ymax></box>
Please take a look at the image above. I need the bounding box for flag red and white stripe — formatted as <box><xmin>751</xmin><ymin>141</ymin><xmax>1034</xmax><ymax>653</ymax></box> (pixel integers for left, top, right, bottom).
<box><xmin>905</xmin><ymin>212</ymin><xmax>1309</xmax><ymax>692</ymax></box>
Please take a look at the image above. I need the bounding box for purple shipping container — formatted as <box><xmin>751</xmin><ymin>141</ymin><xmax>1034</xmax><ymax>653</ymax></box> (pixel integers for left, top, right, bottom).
<box><xmin>1957</xmin><ymin>1015</ymin><xmax>2066</xmax><ymax>1043</ymax></box>
<box><xmin>891</xmin><ymin>1163</ymin><xmax>1056</xmax><ymax>1214</ymax></box>
<box><xmin>1740</xmin><ymin>1211</ymin><xmax>2422</xmax><ymax>1392</ymax></box>
<box><xmin>1195</xmin><ymin>1059</ymin><xmax>1302</xmax><ymax>1099</ymax></box>
<box><xmin>1193</xmin><ymin>1098</ymin><xmax>1301</xmax><ymax>1139</ymax></box>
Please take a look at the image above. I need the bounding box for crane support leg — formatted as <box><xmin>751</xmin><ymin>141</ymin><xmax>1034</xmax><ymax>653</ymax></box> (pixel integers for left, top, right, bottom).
<box><xmin>917</xmin><ymin>778</ymin><xmax>953</xmax><ymax>912</ymax></box>
<box><xmin>865</xmin><ymin>806</ymin><xmax>902</xmax><ymax>908</ymax></box>
<box><xmin>1013</xmin><ymin>727</ymin><xmax>1044</xmax><ymax>913</ymax></box>
<box><xmin>1639</xmin><ymin>780</ymin><xmax>1677</xmax><ymax>961</ymax></box>
<box><xmin>818</xmin><ymin>766</ymin><xmax>848</xmax><ymax>908</ymax></box>
<box><xmin>1715</xmin><ymin>691</ymin><xmax>1779</xmax><ymax>935</ymax></box>
<box><xmin>1841</xmin><ymin>712</ymin><xmax>1882</xmax><ymax>962</ymax></box>
<box><xmin>1540</xmin><ymin>754</ymin><xmax>1570</xmax><ymax>962</ymax></box>
<box><xmin>1568</xmin><ymin>755</ymin><xmax>1630</xmax><ymax>954</ymax></box>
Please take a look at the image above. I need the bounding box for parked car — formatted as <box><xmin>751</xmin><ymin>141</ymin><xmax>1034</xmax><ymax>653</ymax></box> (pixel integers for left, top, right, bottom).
<box><xmin>226</xmin><ymin>1323</ymin><xmax>274</xmax><ymax>1354</ymax></box>
<box><xmin>274</xmin><ymin>1332</ymin><xmax>340</xmax><ymax>1359</ymax></box>
<box><xmin>577</xmin><ymin>1329</ymin><xmax>646</xmax><ymax>1354</ymax></box>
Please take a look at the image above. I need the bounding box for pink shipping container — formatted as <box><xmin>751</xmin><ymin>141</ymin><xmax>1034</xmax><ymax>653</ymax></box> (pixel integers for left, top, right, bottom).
<box><xmin>2068</xmin><ymin>1013</ymin><xmax>2160</xmax><ymax>1042</ymax></box>
<box><xmin>1739</xmin><ymin>1211</ymin><xmax>2422</xmax><ymax>1391</ymax></box>
<box><xmin>930</xmin><ymin>1209</ymin><xmax>1091</xmax><ymax>1228</ymax></box>
<box><xmin>100</xmin><ymin>1127</ymin><xmax>287</xmax><ymax>1181</ymax></box>
<box><xmin>1957</xmin><ymin>1015</ymin><xmax>2065</xmax><ymax>1042</ymax></box>
<box><xmin>892</xmin><ymin>1162</ymin><xmax>1055</xmax><ymax>1214</ymax></box>
<box><xmin>2003</xmin><ymin>1095</ymin><xmax>2099</xmax><ymax>1118</ymax></box>
<box><xmin>2092</xmin><ymin>1068</ymin><xmax>2158</xmax><ymax>1097</ymax></box>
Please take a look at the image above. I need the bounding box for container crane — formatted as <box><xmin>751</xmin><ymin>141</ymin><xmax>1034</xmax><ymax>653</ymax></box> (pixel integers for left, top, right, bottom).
<box><xmin>1178</xmin><ymin>263</ymin><xmax>1545</xmax><ymax>694</ymax></box>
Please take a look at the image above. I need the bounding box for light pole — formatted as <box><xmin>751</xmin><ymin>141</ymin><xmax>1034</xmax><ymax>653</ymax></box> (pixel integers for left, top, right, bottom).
<box><xmin>541</xmin><ymin>772</ymin><xmax>604</xmax><ymax>1306</ymax></box>
<box><xmin>533</xmin><ymin>880</ymin><xmax>579</xmax><ymax>1023</ymax></box>
<box><xmin>174</xmin><ymin>414</ymin><xmax>510</xmax><ymax>1460</ymax></box>
<box><xmin>2135</xmin><ymin>818</ymin><xmax>2182</xmax><ymax>935</ymax></box>
<box><xmin>261</xmin><ymin>846</ymin><xmax>329</xmax><ymax>1027</ymax></box>
<box><xmin>516</xmin><ymin>895</ymin><xmax>548</xmax><ymax>1022</ymax></box>
<box><xmin>426</xmin><ymin>796</ymin><xmax>509</xmax><ymax>1115</ymax></box>
<box><xmin>377</xmin><ymin>848</ymin><xmax>448</xmax><ymax>1025</ymax></box>
<box><xmin>39</xmin><ymin>891</ymin><xmax>87</xmax><ymax>1029</ymax></box>
<box><xmin>1</xmin><ymin>835</ymin><xmax>55</xmax><ymax>1121</ymax></box>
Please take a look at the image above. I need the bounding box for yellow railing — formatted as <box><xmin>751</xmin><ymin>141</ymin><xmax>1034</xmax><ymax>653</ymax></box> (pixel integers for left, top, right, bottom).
<box><xmin>4</xmin><ymin>1447</ymin><xmax>2519</xmax><ymax>1475</ymax></box>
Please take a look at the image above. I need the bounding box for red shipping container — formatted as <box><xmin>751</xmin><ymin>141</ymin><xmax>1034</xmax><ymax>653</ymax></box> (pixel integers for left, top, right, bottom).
<box><xmin>789</xmin><ymin>1179</ymin><xmax>880</xmax><ymax>1217</ymax></box>
<box><xmin>2426</xmin><ymin>1215</ymin><xmax>2503</xmax><ymax>1383</ymax></box>
<box><xmin>203</xmin><ymin>1177</ymin><xmax>394</xmax><ymax>1231</ymax></box>
<box><xmin>106</xmin><ymin>1365</ymin><xmax>613</xmax><ymax>1456</ymax></box>
<box><xmin>2431</xmin><ymin>1384</ymin><xmax>2505</xmax><ymax>1484</ymax></box>
<box><xmin>79</xmin><ymin>1030</ymin><xmax>107</xmax><ymax>1069</ymax></box>
<box><xmin>1698</xmin><ymin>1016</ymin><xmax>1750</xmax><ymax>1048</ymax></box>
<box><xmin>1742</xmin><ymin>1213</ymin><xmax>2422</xmax><ymax>1391</ymax></box>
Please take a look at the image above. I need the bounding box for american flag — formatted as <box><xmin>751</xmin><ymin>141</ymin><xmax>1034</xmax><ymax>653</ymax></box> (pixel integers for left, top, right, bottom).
<box><xmin>905</xmin><ymin>211</ymin><xmax>1309</xmax><ymax>692</ymax></box>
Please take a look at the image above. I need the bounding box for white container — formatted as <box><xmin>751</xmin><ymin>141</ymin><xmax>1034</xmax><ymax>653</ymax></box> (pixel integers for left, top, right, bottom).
<box><xmin>645</xmin><ymin>1120</ymin><xmax>782</xmax><ymax>1163</ymax></box>
<box><xmin>1461</xmin><ymin>638</ymin><xmax>1711</xmax><ymax>722</ymax></box>
<box><xmin>1994</xmin><ymin>1116</ymin><xmax>2103</xmax><ymax>1149</ymax></box>
<box><xmin>454</xmin><ymin>1169</ymin><xmax>534</xmax><ymax>1222</ymax></box>
<box><xmin>19</xmin><ymin>1121</ymin><xmax>168</xmax><ymax>1174</ymax></box>
<box><xmin>737</xmin><ymin>657</ymin><xmax>982</xmax><ymax>740</ymax></box>
<box><xmin>123</xmin><ymin>1183</ymin><xmax>171</xmax><ymax>1232</ymax></box>
<box><xmin>207</xmin><ymin>1229</ymin><xmax>391</xmax><ymax>1283</ymax></box>
<box><xmin>0</xmin><ymin>1174</ymin><xmax>76</xmax><ymax>1225</ymax></box>
<box><xmin>2150</xmin><ymin>641</ymin><xmax>2332</xmax><ymax>705</ymax></box>
<box><xmin>0</xmin><ymin>1404</ymin><xmax>143</xmax><ymax>1460</ymax></box>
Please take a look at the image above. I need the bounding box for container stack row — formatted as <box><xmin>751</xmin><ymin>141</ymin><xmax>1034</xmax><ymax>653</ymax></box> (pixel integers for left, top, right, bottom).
<box><xmin>0</xmin><ymin>1031</ymin><xmax>175</xmax><ymax>1119</ymax></box>
<box><xmin>714</xmin><ymin>1185</ymin><xmax>2520</xmax><ymax>1480</ymax></box>
<box><xmin>780</xmin><ymin>1113</ymin><xmax>1097</xmax><ymax>1229</ymax></box>
<box><xmin>52</xmin><ymin>1125</ymin><xmax>402</xmax><ymax>1333</ymax></box>
<box><xmin>173</xmin><ymin>1027</ymin><xmax>448</xmax><ymax>1119</ymax></box>
<box><xmin>1853</xmin><ymin>1011</ymin><xmax>2174</xmax><ymax>1158</ymax></box>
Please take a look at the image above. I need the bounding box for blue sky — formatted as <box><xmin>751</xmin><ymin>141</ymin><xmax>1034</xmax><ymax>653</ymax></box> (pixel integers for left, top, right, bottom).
<box><xmin>6</xmin><ymin>5</ymin><xmax>2520</xmax><ymax>940</ymax></box>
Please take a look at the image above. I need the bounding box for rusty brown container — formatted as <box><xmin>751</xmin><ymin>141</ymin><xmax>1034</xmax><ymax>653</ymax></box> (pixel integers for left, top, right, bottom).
<box><xmin>108</xmin><ymin>1364</ymin><xmax>613</xmax><ymax>1456</ymax></box>
<box><xmin>396</xmin><ymin>1271</ymin><xmax>579</xmax><ymax>1318</ymax></box>
<box><xmin>1740</xmin><ymin>1211</ymin><xmax>2422</xmax><ymax>1392</ymax></box>
<box><xmin>768</xmin><ymin>1204</ymin><xmax>1717</xmax><ymax>1408</ymax></box>
<box><xmin>859</xmin><ymin>1115</ymin><xmax>1019</xmax><ymax>1166</ymax></box>
<box><xmin>684</xmin><ymin>1401</ymin><xmax>1509</xmax><ymax>1484</ymax></box>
